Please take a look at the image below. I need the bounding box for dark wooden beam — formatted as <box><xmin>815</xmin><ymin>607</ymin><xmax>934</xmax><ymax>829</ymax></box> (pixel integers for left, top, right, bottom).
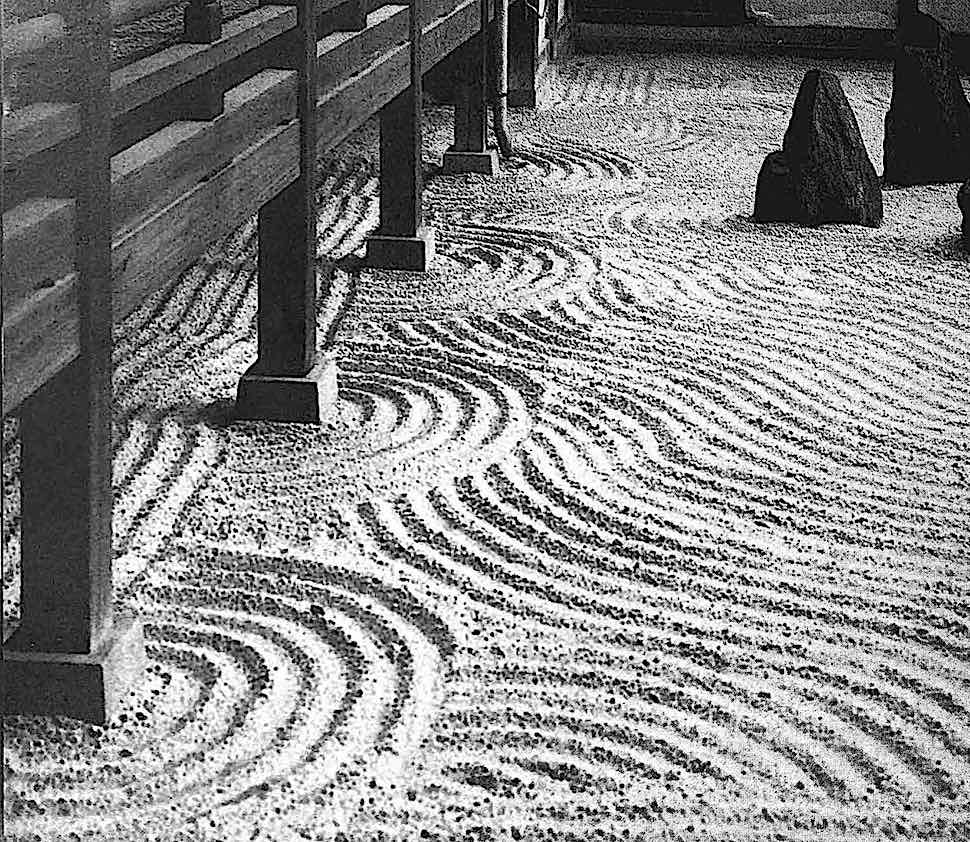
<box><xmin>237</xmin><ymin>0</ymin><xmax>338</xmax><ymax>423</ymax></box>
<box><xmin>442</xmin><ymin>0</ymin><xmax>498</xmax><ymax>174</ymax></box>
<box><xmin>181</xmin><ymin>0</ymin><xmax>225</xmax><ymax>120</ymax></box>
<box><xmin>3</xmin><ymin>0</ymin><xmax>145</xmax><ymax>725</ymax></box>
<box><xmin>508</xmin><ymin>0</ymin><xmax>538</xmax><ymax>107</ymax></box>
<box><xmin>364</xmin><ymin>0</ymin><xmax>435</xmax><ymax>271</ymax></box>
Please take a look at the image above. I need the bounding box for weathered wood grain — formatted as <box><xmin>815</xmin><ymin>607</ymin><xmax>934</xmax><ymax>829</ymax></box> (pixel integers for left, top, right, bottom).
<box><xmin>2</xmin><ymin>198</ymin><xmax>77</xmax><ymax>313</ymax></box>
<box><xmin>2</xmin><ymin>12</ymin><xmax>65</xmax><ymax>60</ymax></box>
<box><xmin>110</xmin><ymin>0</ymin><xmax>181</xmax><ymax>26</ymax></box>
<box><xmin>316</xmin><ymin>4</ymin><xmax>409</xmax><ymax>93</ymax></box>
<box><xmin>110</xmin><ymin>5</ymin><xmax>297</xmax><ymax>118</ymax></box>
<box><xmin>2</xmin><ymin>273</ymin><xmax>79</xmax><ymax>417</ymax></box>
<box><xmin>2</xmin><ymin>102</ymin><xmax>81</xmax><ymax>167</ymax></box>
<box><xmin>112</xmin><ymin>68</ymin><xmax>297</xmax><ymax>234</ymax></box>
<box><xmin>112</xmin><ymin>120</ymin><xmax>300</xmax><ymax>322</ymax></box>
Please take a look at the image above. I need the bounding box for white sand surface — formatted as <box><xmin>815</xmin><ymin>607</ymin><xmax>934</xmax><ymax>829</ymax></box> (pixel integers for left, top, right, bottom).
<box><xmin>3</xmin><ymin>50</ymin><xmax>970</xmax><ymax>842</ymax></box>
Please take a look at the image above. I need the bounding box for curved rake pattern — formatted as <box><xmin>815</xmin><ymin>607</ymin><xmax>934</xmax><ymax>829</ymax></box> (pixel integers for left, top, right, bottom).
<box><xmin>4</xmin><ymin>50</ymin><xmax>970</xmax><ymax>842</ymax></box>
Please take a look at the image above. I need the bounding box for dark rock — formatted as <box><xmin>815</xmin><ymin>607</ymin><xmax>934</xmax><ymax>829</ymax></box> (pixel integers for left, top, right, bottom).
<box><xmin>753</xmin><ymin>151</ymin><xmax>800</xmax><ymax>222</ymax></box>
<box><xmin>884</xmin><ymin>12</ymin><xmax>970</xmax><ymax>186</ymax></box>
<box><xmin>754</xmin><ymin>69</ymin><xmax>883</xmax><ymax>227</ymax></box>
<box><xmin>959</xmin><ymin>181</ymin><xmax>970</xmax><ymax>248</ymax></box>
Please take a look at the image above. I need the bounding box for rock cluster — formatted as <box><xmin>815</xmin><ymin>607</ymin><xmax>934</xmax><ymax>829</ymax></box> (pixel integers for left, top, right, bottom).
<box><xmin>754</xmin><ymin>69</ymin><xmax>883</xmax><ymax>227</ymax></box>
<box><xmin>883</xmin><ymin>11</ymin><xmax>970</xmax><ymax>186</ymax></box>
<box><xmin>960</xmin><ymin>181</ymin><xmax>970</xmax><ymax>247</ymax></box>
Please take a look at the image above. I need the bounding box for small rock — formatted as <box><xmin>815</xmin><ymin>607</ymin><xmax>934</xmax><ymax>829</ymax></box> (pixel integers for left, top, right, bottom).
<box><xmin>959</xmin><ymin>181</ymin><xmax>970</xmax><ymax>248</ymax></box>
<box><xmin>754</xmin><ymin>69</ymin><xmax>882</xmax><ymax>227</ymax></box>
<box><xmin>884</xmin><ymin>11</ymin><xmax>970</xmax><ymax>186</ymax></box>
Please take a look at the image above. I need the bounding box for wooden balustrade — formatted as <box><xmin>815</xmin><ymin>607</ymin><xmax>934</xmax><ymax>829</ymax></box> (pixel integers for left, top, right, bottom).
<box><xmin>1</xmin><ymin>0</ymin><xmax>498</xmax><ymax>721</ymax></box>
<box><xmin>2</xmin><ymin>0</ymin><xmax>146</xmax><ymax>724</ymax></box>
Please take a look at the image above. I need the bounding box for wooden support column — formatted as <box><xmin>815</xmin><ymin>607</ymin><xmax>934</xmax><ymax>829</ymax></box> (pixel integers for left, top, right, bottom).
<box><xmin>318</xmin><ymin>0</ymin><xmax>369</xmax><ymax>33</ymax></box>
<box><xmin>442</xmin><ymin>0</ymin><xmax>499</xmax><ymax>175</ymax></box>
<box><xmin>508</xmin><ymin>0</ymin><xmax>539</xmax><ymax>107</ymax></box>
<box><xmin>364</xmin><ymin>0</ymin><xmax>435</xmax><ymax>271</ymax></box>
<box><xmin>2</xmin><ymin>0</ymin><xmax>146</xmax><ymax>724</ymax></box>
<box><xmin>236</xmin><ymin>0</ymin><xmax>338</xmax><ymax>423</ymax></box>
<box><xmin>181</xmin><ymin>0</ymin><xmax>225</xmax><ymax>120</ymax></box>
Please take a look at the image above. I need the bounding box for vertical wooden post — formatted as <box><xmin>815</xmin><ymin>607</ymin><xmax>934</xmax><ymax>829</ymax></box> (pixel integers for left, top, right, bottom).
<box><xmin>2</xmin><ymin>0</ymin><xmax>146</xmax><ymax>724</ymax></box>
<box><xmin>319</xmin><ymin>0</ymin><xmax>369</xmax><ymax>34</ymax></box>
<box><xmin>897</xmin><ymin>0</ymin><xmax>919</xmax><ymax>28</ymax></box>
<box><xmin>181</xmin><ymin>0</ymin><xmax>225</xmax><ymax>120</ymax></box>
<box><xmin>364</xmin><ymin>0</ymin><xmax>435</xmax><ymax>271</ymax></box>
<box><xmin>236</xmin><ymin>0</ymin><xmax>337</xmax><ymax>423</ymax></box>
<box><xmin>442</xmin><ymin>0</ymin><xmax>499</xmax><ymax>175</ymax></box>
<box><xmin>508</xmin><ymin>0</ymin><xmax>539</xmax><ymax>107</ymax></box>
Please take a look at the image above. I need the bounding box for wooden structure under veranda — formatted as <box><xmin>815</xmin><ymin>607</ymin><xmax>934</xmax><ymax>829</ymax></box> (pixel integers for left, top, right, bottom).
<box><xmin>0</xmin><ymin>0</ymin><xmax>521</xmax><ymax>722</ymax></box>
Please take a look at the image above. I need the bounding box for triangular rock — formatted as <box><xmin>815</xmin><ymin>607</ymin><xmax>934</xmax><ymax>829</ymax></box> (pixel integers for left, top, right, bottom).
<box><xmin>959</xmin><ymin>181</ymin><xmax>970</xmax><ymax>248</ymax></box>
<box><xmin>884</xmin><ymin>11</ymin><xmax>970</xmax><ymax>186</ymax></box>
<box><xmin>754</xmin><ymin>69</ymin><xmax>883</xmax><ymax>227</ymax></box>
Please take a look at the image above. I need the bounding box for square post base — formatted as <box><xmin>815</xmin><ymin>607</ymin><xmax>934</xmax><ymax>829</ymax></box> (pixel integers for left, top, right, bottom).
<box><xmin>441</xmin><ymin>147</ymin><xmax>500</xmax><ymax>176</ymax></box>
<box><xmin>365</xmin><ymin>226</ymin><xmax>436</xmax><ymax>272</ymax></box>
<box><xmin>236</xmin><ymin>356</ymin><xmax>338</xmax><ymax>424</ymax></box>
<box><xmin>2</xmin><ymin>616</ymin><xmax>146</xmax><ymax>724</ymax></box>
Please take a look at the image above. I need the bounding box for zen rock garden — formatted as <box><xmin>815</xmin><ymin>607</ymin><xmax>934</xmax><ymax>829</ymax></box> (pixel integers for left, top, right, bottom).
<box><xmin>755</xmin><ymin>8</ymin><xmax>970</xmax><ymax>242</ymax></box>
<box><xmin>754</xmin><ymin>69</ymin><xmax>883</xmax><ymax>227</ymax></box>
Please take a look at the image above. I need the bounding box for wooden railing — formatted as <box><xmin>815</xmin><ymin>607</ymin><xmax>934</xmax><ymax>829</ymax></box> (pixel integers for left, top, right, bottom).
<box><xmin>2</xmin><ymin>0</ymin><xmax>496</xmax><ymax>722</ymax></box>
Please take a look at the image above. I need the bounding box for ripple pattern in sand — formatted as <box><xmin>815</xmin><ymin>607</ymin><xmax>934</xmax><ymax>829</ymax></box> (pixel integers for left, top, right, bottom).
<box><xmin>4</xmin><ymin>50</ymin><xmax>970</xmax><ymax>842</ymax></box>
<box><xmin>2</xmin><ymin>544</ymin><xmax>460</xmax><ymax>841</ymax></box>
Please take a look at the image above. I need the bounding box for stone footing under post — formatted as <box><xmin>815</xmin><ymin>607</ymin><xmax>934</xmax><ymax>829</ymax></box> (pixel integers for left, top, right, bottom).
<box><xmin>2</xmin><ymin>616</ymin><xmax>146</xmax><ymax>724</ymax></box>
<box><xmin>365</xmin><ymin>226</ymin><xmax>436</xmax><ymax>272</ymax></box>
<box><xmin>441</xmin><ymin>147</ymin><xmax>500</xmax><ymax>176</ymax></box>
<box><xmin>236</xmin><ymin>356</ymin><xmax>338</xmax><ymax>424</ymax></box>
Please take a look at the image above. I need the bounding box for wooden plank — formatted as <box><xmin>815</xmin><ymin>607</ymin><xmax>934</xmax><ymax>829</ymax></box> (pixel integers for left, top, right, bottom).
<box><xmin>109</xmin><ymin>0</ymin><xmax>179</xmax><ymax>26</ymax></box>
<box><xmin>2</xmin><ymin>274</ymin><xmax>79</xmax><ymax>417</ymax></box>
<box><xmin>376</xmin><ymin>0</ymin><xmax>423</xmax><ymax>238</ymax></box>
<box><xmin>110</xmin><ymin>5</ymin><xmax>297</xmax><ymax>119</ymax></box>
<box><xmin>2</xmin><ymin>102</ymin><xmax>81</xmax><ymax>167</ymax></box>
<box><xmin>420</xmin><ymin>0</ymin><xmax>482</xmax><ymax>76</ymax></box>
<box><xmin>112</xmin><ymin>69</ymin><xmax>297</xmax><ymax>234</ymax></box>
<box><xmin>252</xmin><ymin>0</ymin><xmax>319</xmax><ymax>378</ymax></box>
<box><xmin>315</xmin><ymin>0</ymin><xmax>480</xmax><ymax>151</ymax></box>
<box><xmin>2</xmin><ymin>198</ymin><xmax>77</xmax><ymax>314</ymax></box>
<box><xmin>2</xmin><ymin>12</ymin><xmax>65</xmax><ymax>60</ymax></box>
<box><xmin>452</xmin><ymin>4</ymin><xmax>487</xmax><ymax>153</ymax></box>
<box><xmin>112</xmin><ymin>120</ymin><xmax>300</xmax><ymax>321</ymax></box>
<box><xmin>316</xmin><ymin>4</ymin><xmax>409</xmax><ymax>93</ymax></box>
<box><xmin>12</xmin><ymin>0</ymin><xmax>115</xmax><ymax>660</ymax></box>
<box><xmin>317</xmin><ymin>40</ymin><xmax>409</xmax><ymax>150</ymax></box>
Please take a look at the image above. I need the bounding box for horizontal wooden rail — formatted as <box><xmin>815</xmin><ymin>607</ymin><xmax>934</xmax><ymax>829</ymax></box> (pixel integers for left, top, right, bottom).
<box><xmin>3</xmin><ymin>272</ymin><xmax>79</xmax><ymax>418</ymax></box>
<box><xmin>110</xmin><ymin>4</ymin><xmax>297</xmax><ymax>119</ymax></box>
<box><xmin>110</xmin><ymin>0</ymin><xmax>182</xmax><ymax>26</ymax></box>
<box><xmin>2</xmin><ymin>12</ymin><xmax>66</xmax><ymax>60</ymax></box>
<box><xmin>316</xmin><ymin>0</ymin><xmax>481</xmax><ymax>151</ymax></box>
<box><xmin>112</xmin><ymin>68</ymin><xmax>298</xmax><ymax>233</ymax></box>
<box><xmin>3</xmin><ymin>198</ymin><xmax>77</xmax><ymax>325</ymax></box>
<box><xmin>316</xmin><ymin>4</ymin><xmax>409</xmax><ymax>93</ymax></box>
<box><xmin>3</xmin><ymin>70</ymin><xmax>299</xmax><ymax>416</ymax></box>
<box><xmin>3</xmin><ymin>102</ymin><xmax>81</xmax><ymax>171</ymax></box>
<box><xmin>113</xmin><ymin>120</ymin><xmax>299</xmax><ymax>321</ymax></box>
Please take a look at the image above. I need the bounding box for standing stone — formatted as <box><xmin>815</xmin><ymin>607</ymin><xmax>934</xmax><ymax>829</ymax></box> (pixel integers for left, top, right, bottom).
<box><xmin>754</xmin><ymin>69</ymin><xmax>883</xmax><ymax>227</ymax></box>
<box><xmin>959</xmin><ymin>181</ymin><xmax>970</xmax><ymax>247</ymax></box>
<box><xmin>884</xmin><ymin>11</ymin><xmax>970</xmax><ymax>186</ymax></box>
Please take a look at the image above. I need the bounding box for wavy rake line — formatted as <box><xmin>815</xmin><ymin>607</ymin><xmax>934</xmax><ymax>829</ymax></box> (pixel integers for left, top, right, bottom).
<box><xmin>533</xmin><ymin>393</ymin><xmax>970</xmax><ymax>586</ymax></box>
<box><xmin>337</xmin><ymin>221</ymin><xmax>598</xmax><ymax>329</ymax></box>
<box><xmin>2</xmin><ymin>546</ymin><xmax>456</xmax><ymax>841</ymax></box>
<box><xmin>370</xmin><ymin>472</ymin><xmax>970</xmax><ymax>797</ymax></box>
<box><xmin>448</xmin><ymin>459</ymin><xmax>970</xmax><ymax>744</ymax></box>
<box><xmin>542</xmin><ymin>61</ymin><xmax>655</xmax><ymax>107</ymax></box>
<box><xmin>513</xmin><ymin>137</ymin><xmax>643</xmax><ymax>184</ymax></box>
